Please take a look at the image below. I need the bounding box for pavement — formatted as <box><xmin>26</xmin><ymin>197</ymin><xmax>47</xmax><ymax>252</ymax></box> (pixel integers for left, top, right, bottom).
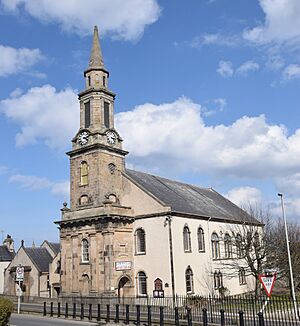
<box><xmin>10</xmin><ymin>313</ymin><xmax>99</xmax><ymax>326</ymax></box>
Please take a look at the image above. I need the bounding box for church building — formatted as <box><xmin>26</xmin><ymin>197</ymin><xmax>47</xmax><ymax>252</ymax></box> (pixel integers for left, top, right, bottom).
<box><xmin>57</xmin><ymin>26</ymin><xmax>261</xmax><ymax>298</ymax></box>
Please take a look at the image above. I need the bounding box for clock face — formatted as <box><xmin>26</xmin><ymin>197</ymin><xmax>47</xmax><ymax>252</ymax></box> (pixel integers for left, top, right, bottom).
<box><xmin>78</xmin><ymin>131</ymin><xmax>89</xmax><ymax>145</ymax></box>
<box><xmin>106</xmin><ymin>131</ymin><xmax>117</xmax><ymax>144</ymax></box>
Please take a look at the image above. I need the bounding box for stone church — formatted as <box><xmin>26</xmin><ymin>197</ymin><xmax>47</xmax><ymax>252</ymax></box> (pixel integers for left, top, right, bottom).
<box><xmin>57</xmin><ymin>26</ymin><xmax>261</xmax><ymax>298</ymax></box>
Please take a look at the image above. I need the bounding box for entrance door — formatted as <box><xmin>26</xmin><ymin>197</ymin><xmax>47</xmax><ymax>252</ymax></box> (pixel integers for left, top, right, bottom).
<box><xmin>118</xmin><ymin>276</ymin><xmax>132</xmax><ymax>299</ymax></box>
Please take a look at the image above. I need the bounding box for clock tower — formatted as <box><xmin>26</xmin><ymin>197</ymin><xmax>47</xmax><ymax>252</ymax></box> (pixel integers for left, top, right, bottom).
<box><xmin>69</xmin><ymin>25</ymin><xmax>128</xmax><ymax>209</ymax></box>
<box><xmin>58</xmin><ymin>26</ymin><xmax>134</xmax><ymax>296</ymax></box>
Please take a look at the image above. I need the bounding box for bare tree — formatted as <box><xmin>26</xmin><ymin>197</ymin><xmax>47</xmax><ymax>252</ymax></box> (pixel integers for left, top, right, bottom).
<box><xmin>216</xmin><ymin>204</ymin><xmax>300</xmax><ymax>297</ymax></box>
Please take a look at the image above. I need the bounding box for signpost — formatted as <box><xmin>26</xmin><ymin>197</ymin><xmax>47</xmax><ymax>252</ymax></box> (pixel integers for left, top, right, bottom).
<box><xmin>15</xmin><ymin>265</ymin><xmax>24</xmax><ymax>314</ymax></box>
<box><xmin>258</xmin><ymin>272</ymin><xmax>276</xmax><ymax>313</ymax></box>
<box><xmin>259</xmin><ymin>274</ymin><xmax>276</xmax><ymax>297</ymax></box>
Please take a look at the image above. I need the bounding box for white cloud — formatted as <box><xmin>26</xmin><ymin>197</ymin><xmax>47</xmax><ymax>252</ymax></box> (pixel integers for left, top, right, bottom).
<box><xmin>0</xmin><ymin>0</ymin><xmax>161</xmax><ymax>41</ymax></box>
<box><xmin>0</xmin><ymin>85</ymin><xmax>79</xmax><ymax>150</ymax></box>
<box><xmin>217</xmin><ymin>61</ymin><xmax>234</xmax><ymax>77</ymax></box>
<box><xmin>116</xmin><ymin>96</ymin><xmax>300</xmax><ymax>179</ymax></box>
<box><xmin>282</xmin><ymin>64</ymin><xmax>300</xmax><ymax>80</ymax></box>
<box><xmin>236</xmin><ymin>60</ymin><xmax>260</xmax><ymax>76</ymax></box>
<box><xmin>225</xmin><ymin>187</ymin><xmax>263</xmax><ymax>207</ymax></box>
<box><xmin>9</xmin><ymin>174</ymin><xmax>69</xmax><ymax>197</ymax></box>
<box><xmin>214</xmin><ymin>98</ymin><xmax>227</xmax><ymax>112</ymax></box>
<box><xmin>243</xmin><ymin>0</ymin><xmax>300</xmax><ymax>45</ymax></box>
<box><xmin>217</xmin><ymin>60</ymin><xmax>259</xmax><ymax>78</ymax></box>
<box><xmin>0</xmin><ymin>45</ymin><xmax>43</xmax><ymax>77</ymax></box>
<box><xmin>190</xmin><ymin>33</ymin><xmax>240</xmax><ymax>48</ymax></box>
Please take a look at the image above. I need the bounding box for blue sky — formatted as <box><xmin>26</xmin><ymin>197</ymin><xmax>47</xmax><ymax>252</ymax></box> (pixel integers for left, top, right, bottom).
<box><xmin>1</xmin><ymin>0</ymin><xmax>300</xmax><ymax>247</ymax></box>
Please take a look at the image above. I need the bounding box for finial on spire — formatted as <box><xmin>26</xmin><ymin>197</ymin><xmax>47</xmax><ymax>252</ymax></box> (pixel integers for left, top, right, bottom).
<box><xmin>88</xmin><ymin>25</ymin><xmax>104</xmax><ymax>69</ymax></box>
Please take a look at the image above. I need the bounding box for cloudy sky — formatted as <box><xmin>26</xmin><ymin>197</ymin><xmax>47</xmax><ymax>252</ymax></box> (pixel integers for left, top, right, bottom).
<box><xmin>1</xmin><ymin>0</ymin><xmax>300</xmax><ymax>246</ymax></box>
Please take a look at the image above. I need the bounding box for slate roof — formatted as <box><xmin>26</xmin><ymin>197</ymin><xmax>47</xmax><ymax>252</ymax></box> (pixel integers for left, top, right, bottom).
<box><xmin>23</xmin><ymin>247</ymin><xmax>53</xmax><ymax>273</ymax></box>
<box><xmin>125</xmin><ymin>169</ymin><xmax>260</xmax><ymax>224</ymax></box>
<box><xmin>0</xmin><ymin>246</ymin><xmax>14</xmax><ymax>262</ymax></box>
<box><xmin>48</xmin><ymin>242</ymin><xmax>60</xmax><ymax>256</ymax></box>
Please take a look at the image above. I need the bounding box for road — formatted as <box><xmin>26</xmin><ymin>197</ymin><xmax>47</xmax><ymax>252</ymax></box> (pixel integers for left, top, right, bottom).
<box><xmin>10</xmin><ymin>314</ymin><xmax>99</xmax><ymax>326</ymax></box>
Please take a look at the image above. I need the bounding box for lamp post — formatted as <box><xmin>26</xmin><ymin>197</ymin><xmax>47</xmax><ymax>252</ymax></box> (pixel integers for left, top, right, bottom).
<box><xmin>278</xmin><ymin>193</ymin><xmax>298</xmax><ymax>317</ymax></box>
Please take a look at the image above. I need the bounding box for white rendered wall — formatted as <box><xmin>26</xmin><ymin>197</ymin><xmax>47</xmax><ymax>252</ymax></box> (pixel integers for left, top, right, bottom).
<box><xmin>133</xmin><ymin>216</ymin><xmax>258</xmax><ymax>296</ymax></box>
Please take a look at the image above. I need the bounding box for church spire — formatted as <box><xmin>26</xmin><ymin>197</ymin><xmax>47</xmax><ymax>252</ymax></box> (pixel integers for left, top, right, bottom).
<box><xmin>88</xmin><ymin>26</ymin><xmax>104</xmax><ymax>69</ymax></box>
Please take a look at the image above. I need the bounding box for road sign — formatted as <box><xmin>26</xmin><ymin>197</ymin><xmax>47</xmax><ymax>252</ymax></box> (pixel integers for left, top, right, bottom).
<box><xmin>259</xmin><ymin>273</ymin><xmax>276</xmax><ymax>297</ymax></box>
<box><xmin>16</xmin><ymin>266</ymin><xmax>24</xmax><ymax>281</ymax></box>
<box><xmin>16</xmin><ymin>286</ymin><xmax>23</xmax><ymax>297</ymax></box>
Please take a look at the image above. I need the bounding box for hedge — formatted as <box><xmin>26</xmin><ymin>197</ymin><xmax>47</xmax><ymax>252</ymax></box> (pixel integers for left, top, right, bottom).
<box><xmin>0</xmin><ymin>298</ymin><xmax>14</xmax><ymax>326</ymax></box>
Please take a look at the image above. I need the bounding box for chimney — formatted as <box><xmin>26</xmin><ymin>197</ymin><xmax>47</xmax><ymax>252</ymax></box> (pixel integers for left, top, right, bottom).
<box><xmin>3</xmin><ymin>234</ymin><xmax>14</xmax><ymax>253</ymax></box>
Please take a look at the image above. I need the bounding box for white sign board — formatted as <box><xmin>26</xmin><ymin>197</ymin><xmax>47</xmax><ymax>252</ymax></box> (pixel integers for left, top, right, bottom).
<box><xmin>259</xmin><ymin>274</ymin><xmax>276</xmax><ymax>297</ymax></box>
<box><xmin>16</xmin><ymin>266</ymin><xmax>24</xmax><ymax>282</ymax></box>
<box><xmin>115</xmin><ymin>261</ymin><xmax>131</xmax><ymax>271</ymax></box>
<box><xmin>16</xmin><ymin>285</ymin><xmax>23</xmax><ymax>297</ymax></box>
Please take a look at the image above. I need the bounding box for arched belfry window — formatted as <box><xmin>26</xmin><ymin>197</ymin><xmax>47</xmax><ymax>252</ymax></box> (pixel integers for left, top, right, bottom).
<box><xmin>81</xmin><ymin>239</ymin><xmax>89</xmax><ymax>263</ymax></box>
<box><xmin>80</xmin><ymin>161</ymin><xmax>88</xmax><ymax>186</ymax></box>
<box><xmin>211</xmin><ymin>233</ymin><xmax>220</xmax><ymax>259</ymax></box>
<box><xmin>197</xmin><ymin>227</ymin><xmax>205</xmax><ymax>252</ymax></box>
<box><xmin>185</xmin><ymin>266</ymin><xmax>194</xmax><ymax>293</ymax></box>
<box><xmin>137</xmin><ymin>271</ymin><xmax>147</xmax><ymax>296</ymax></box>
<box><xmin>183</xmin><ymin>225</ymin><xmax>191</xmax><ymax>252</ymax></box>
<box><xmin>84</xmin><ymin>101</ymin><xmax>91</xmax><ymax>128</ymax></box>
<box><xmin>135</xmin><ymin>228</ymin><xmax>146</xmax><ymax>254</ymax></box>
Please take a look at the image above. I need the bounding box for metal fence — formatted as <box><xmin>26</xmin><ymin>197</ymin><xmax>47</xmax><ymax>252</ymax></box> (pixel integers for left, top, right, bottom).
<box><xmin>9</xmin><ymin>294</ymin><xmax>300</xmax><ymax>325</ymax></box>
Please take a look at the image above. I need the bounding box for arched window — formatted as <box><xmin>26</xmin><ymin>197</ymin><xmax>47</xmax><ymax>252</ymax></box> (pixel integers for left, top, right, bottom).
<box><xmin>254</xmin><ymin>231</ymin><xmax>260</xmax><ymax>248</ymax></box>
<box><xmin>80</xmin><ymin>161</ymin><xmax>88</xmax><ymax>186</ymax></box>
<box><xmin>137</xmin><ymin>271</ymin><xmax>147</xmax><ymax>296</ymax></box>
<box><xmin>224</xmin><ymin>233</ymin><xmax>232</xmax><ymax>258</ymax></box>
<box><xmin>81</xmin><ymin>239</ymin><xmax>89</xmax><ymax>263</ymax></box>
<box><xmin>239</xmin><ymin>268</ymin><xmax>246</xmax><ymax>285</ymax></box>
<box><xmin>236</xmin><ymin>234</ymin><xmax>242</xmax><ymax>258</ymax></box>
<box><xmin>183</xmin><ymin>225</ymin><xmax>192</xmax><ymax>252</ymax></box>
<box><xmin>185</xmin><ymin>266</ymin><xmax>194</xmax><ymax>293</ymax></box>
<box><xmin>214</xmin><ymin>271</ymin><xmax>223</xmax><ymax>289</ymax></box>
<box><xmin>211</xmin><ymin>233</ymin><xmax>220</xmax><ymax>259</ymax></box>
<box><xmin>88</xmin><ymin>76</ymin><xmax>91</xmax><ymax>86</ymax></box>
<box><xmin>197</xmin><ymin>227</ymin><xmax>205</xmax><ymax>252</ymax></box>
<box><xmin>135</xmin><ymin>228</ymin><xmax>146</xmax><ymax>254</ymax></box>
<box><xmin>103</xmin><ymin>75</ymin><xmax>106</xmax><ymax>87</ymax></box>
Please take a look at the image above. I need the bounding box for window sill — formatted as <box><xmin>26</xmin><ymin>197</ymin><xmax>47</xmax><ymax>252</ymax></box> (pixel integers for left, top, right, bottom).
<box><xmin>198</xmin><ymin>250</ymin><xmax>205</xmax><ymax>253</ymax></box>
<box><xmin>184</xmin><ymin>250</ymin><xmax>192</xmax><ymax>253</ymax></box>
<box><xmin>80</xmin><ymin>261</ymin><xmax>90</xmax><ymax>265</ymax></box>
<box><xmin>135</xmin><ymin>252</ymin><xmax>146</xmax><ymax>256</ymax></box>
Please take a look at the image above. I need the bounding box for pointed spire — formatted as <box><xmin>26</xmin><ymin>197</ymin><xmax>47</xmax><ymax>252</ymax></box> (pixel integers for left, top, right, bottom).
<box><xmin>88</xmin><ymin>26</ymin><xmax>104</xmax><ymax>69</ymax></box>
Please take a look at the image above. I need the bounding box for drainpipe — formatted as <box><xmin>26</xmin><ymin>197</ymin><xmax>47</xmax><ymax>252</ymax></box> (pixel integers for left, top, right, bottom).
<box><xmin>166</xmin><ymin>216</ymin><xmax>175</xmax><ymax>306</ymax></box>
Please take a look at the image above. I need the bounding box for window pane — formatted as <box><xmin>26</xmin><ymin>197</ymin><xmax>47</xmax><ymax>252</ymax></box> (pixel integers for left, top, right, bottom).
<box><xmin>85</xmin><ymin>101</ymin><xmax>91</xmax><ymax>128</ymax></box>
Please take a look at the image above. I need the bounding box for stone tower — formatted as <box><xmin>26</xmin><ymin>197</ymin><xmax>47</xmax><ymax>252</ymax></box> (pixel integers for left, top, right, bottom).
<box><xmin>57</xmin><ymin>26</ymin><xmax>134</xmax><ymax>296</ymax></box>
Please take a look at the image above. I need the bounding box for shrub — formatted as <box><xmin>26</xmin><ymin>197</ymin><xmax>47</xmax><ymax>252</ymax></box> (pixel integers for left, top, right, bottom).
<box><xmin>0</xmin><ymin>298</ymin><xmax>14</xmax><ymax>326</ymax></box>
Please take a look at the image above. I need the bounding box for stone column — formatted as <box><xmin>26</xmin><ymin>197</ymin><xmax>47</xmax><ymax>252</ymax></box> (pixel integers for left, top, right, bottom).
<box><xmin>102</xmin><ymin>227</ymin><xmax>115</xmax><ymax>294</ymax></box>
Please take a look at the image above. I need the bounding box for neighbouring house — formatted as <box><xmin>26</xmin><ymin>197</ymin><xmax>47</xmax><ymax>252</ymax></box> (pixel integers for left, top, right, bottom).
<box><xmin>0</xmin><ymin>235</ymin><xmax>15</xmax><ymax>294</ymax></box>
<box><xmin>4</xmin><ymin>240</ymin><xmax>60</xmax><ymax>298</ymax></box>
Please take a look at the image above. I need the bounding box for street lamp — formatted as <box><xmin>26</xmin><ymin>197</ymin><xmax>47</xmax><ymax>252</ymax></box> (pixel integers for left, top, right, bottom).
<box><xmin>277</xmin><ymin>193</ymin><xmax>298</xmax><ymax>317</ymax></box>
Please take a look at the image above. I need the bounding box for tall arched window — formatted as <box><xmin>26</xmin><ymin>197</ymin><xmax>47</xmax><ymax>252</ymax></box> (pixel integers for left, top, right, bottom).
<box><xmin>80</xmin><ymin>161</ymin><xmax>89</xmax><ymax>186</ymax></box>
<box><xmin>185</xmin><ymin>266</ymin><xmax>194</xmax><ymax>293</ymax></box>
<box><xmin>137</xmin><ymin>271</ymin><xmax>147</xmax><ymax>296</ymax></box>
<box><xmin>239</xmin><ymin>268</ymin><xmax>246</xmax><ymax>285</ymax></box>
<box><xmin>211</xmin><ymin>233</ymin><xmax>220</xmax><ymax>259</ymax></box>
<box><xmin>197</xmin><ymin>227</ymin><xmax>205</xmax><ymax>252</ymax></box>
<box><xmin>135</xmin><ymin>228</ymin><xmax>146</xmax><ymax>254</ymax></box>
<box><xmin>81</xmin><ymin>239</ymin><xmax>89</xmax><ymax>263</ymax></box>
<box><xmin>183</xmin><ymin>225</ymin><xmax>191</xmax><ymax>252</ymax></box>
<box><xmin>236</xmin><ymin>234</ymin><xmax>242</xmax><ymax>258</ymax></box>
<box><xmin>224</xmin><ymin>233</ymin><xmax>232</xmax><ymax>258</ymax></box>
<box><xmin>214</xmin><ymin>271</ymin><xmax>223</xmax><ymax>289</ymax></box>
